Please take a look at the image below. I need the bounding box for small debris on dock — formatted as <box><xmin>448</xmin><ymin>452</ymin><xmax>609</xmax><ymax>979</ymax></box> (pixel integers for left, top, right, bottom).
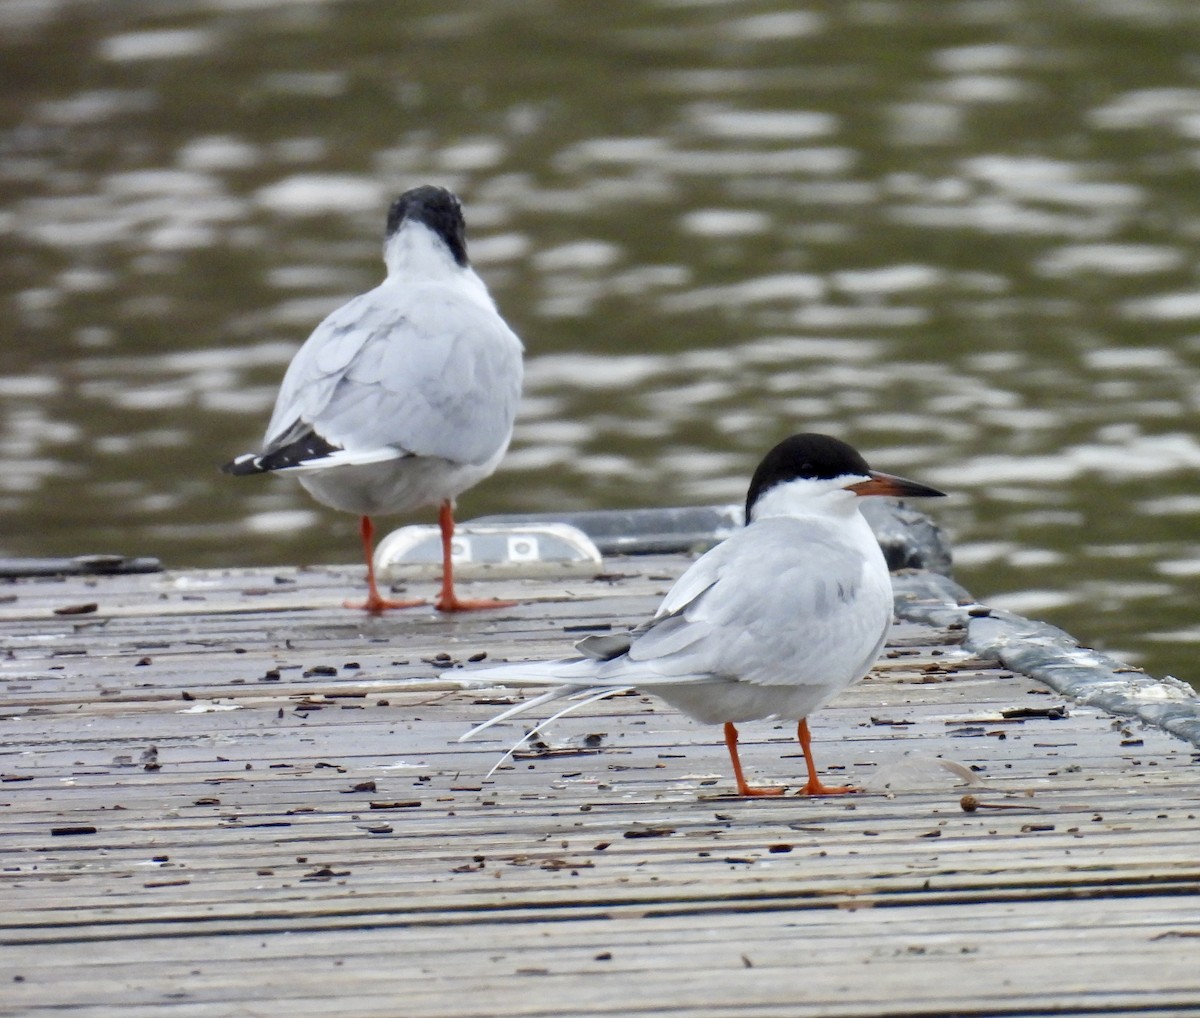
<box><xmin>53</xmin><ymin>602</ymin><xmax>97</xmax><ymax>616</ymax></box>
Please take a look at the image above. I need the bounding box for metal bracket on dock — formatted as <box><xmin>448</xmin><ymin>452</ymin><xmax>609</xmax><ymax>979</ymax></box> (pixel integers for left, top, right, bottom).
<box><xmin>374</xmin><ymin>522</ymin><xmax>604</xmax><ymax>580</ymax></box>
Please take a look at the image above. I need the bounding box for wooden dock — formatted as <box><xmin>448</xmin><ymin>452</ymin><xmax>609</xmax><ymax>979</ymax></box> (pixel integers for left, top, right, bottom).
<box><xmin>2</xmin><ymin>554</ymin><xmax>1199</xmax><ymax>1017</ymax></box>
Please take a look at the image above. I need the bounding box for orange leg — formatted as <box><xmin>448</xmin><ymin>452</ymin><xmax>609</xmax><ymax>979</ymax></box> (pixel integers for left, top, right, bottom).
<box><xmin>723</xmin><ymin>722</ymin><xmax>785</xmax><ymax>797</ymax></box>
<box><xmin>434</xmin><ymin>500</ymin><xmax>516</xmax><ymax>613</ymax></box>
<box><xmin>794</xmin><ymin>718</ymin><xmax>857</xmax><ymax>796</ymax></box>
<box><xmin>344</xmin><ymin>515</ymin><xmax>425</xmax><ymax>613</ymax></box>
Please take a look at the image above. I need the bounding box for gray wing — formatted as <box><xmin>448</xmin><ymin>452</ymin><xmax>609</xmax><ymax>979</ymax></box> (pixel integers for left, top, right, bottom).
<box><xmin>597</xmin><ymin>518</ymin><xmax>891</xmax><ymax>690</ymax></box>
<box><xmin>264</xmin><ymin>277</ymin><xmax>523</xmax><ymax>466</ymax></box>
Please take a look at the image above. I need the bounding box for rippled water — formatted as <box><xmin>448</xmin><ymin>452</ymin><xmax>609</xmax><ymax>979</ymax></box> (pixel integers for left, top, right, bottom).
<box><xmin>3</xmin><ymin>0</ymin><xmax>1200</xmax><ymax>685</ymax></box>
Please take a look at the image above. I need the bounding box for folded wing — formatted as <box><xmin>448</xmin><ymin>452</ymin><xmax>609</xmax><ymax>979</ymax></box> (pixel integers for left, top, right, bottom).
<box><xmin>261</xmin><ymin>280</ymin><xmax>523</xmax><ymax>470</ymax></box>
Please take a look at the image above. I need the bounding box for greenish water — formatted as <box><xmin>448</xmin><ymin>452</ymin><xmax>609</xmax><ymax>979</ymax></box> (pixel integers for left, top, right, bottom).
<box><xmin>3</xmin><ymin>0</ymin><xmax>1200</xmax><ymax>685</ymax></box>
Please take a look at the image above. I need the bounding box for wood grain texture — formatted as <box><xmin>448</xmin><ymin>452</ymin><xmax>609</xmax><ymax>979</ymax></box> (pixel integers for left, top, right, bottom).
<box><xmin>2</xmin><ymin>559</ymin><xmax>1198</xmax><ymax>1017</ymax></box>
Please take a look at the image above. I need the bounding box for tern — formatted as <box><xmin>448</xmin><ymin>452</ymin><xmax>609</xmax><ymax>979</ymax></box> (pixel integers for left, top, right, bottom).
<box><xmin>460</xmin><ymin>434</ymin><xmax>945</xmax><ymax>796</ymax></box>
<box><xmin>223</xmin><ymin>185</ymin><xmax>524</xmax><ymax>613</ymax></box>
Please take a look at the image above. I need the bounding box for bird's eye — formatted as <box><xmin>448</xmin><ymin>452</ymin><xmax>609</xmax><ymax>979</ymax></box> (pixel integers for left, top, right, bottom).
<box><xmin>800</xmin><ymin>462</ymin><xmax>814</xmax><ymax>476</ymax></box>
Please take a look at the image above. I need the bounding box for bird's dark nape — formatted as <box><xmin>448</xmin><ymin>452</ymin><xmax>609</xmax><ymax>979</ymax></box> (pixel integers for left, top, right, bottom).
<box><xmin>386</xmin><ymin>185</ymin><xmax>468</xmax><ymax>267</ymax></box>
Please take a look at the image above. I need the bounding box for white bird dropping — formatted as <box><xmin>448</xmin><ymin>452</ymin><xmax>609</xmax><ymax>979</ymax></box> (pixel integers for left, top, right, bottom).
<box><xmin>224</xmin><ymin>185</ymin><xmax>524</xmax><ymax>613</ymax></box>
<box><xmin>460</xmin><ymin>434</ymin><xmax>945</xmax><ymax>797</ymax></box>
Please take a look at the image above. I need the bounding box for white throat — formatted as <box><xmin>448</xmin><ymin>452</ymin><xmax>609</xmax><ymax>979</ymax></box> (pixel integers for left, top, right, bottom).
<box><xmin>748</xmin><ymin>475</ymin><xmax>864</xmax><ymax>523</ymax></box>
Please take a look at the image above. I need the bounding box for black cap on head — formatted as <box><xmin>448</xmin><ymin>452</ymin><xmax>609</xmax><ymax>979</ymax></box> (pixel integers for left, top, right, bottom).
<box><xmin>744</xmin><ymin>433</ymin><xmax>870</xmax><ymax>521</ymax></box>
<box><xmin>386</xmin><ymin>185</ymin><xmax>468</xmax><ymax>266</ymax></box>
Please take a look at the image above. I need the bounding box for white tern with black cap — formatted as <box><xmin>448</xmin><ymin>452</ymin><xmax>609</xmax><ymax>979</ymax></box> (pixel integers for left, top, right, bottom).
<box><xmin>460</xmin><ymin>433</ymin><xmax>946</xmax><ymax>796</ymax></box>
<box><xmin>224</xmin><ymin>185</ymin><xmax>524</xmax><ymax>613</ymax></box>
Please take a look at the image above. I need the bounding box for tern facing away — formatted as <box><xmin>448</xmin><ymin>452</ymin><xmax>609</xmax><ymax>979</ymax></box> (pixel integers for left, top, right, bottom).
<box><xmin>461</xmin><ymin>434</ymin><xmax>945</xmax><ymax>796</ymax></box>
<box><xmin>223</xmin><ymin>185</ymin><xmax>524</xmax><ymax>613</ymax></box>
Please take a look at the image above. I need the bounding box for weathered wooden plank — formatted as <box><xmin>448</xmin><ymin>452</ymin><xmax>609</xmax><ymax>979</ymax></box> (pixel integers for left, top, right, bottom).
<box><xmin>4</xmin><ymin>941</ymin><xmax>1200</xmax><ymax>1018</ymax></box>
<box><xmin>2</xmin><ymin>559</ymin><xmax>1199</xmax><ymax>1017</ymax></box>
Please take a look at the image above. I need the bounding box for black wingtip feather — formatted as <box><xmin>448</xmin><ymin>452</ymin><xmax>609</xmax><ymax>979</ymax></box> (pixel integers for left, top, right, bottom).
<box><xmin>221</xmin><ymin>454</ymin><xmax>263</xmax><ymax>476</ymax></box>
<box><xmin>222</xmin><ymin>431</ymin><xmax>341</xmax><ymax>476</ymax></box>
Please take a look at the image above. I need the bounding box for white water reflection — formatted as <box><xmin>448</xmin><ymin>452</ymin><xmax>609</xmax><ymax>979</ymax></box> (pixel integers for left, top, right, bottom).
<box><xmin>1035</xmin><ymin>243</ymin><xmax>1185</xmax><ymax>277</ymax></box>
<box><xmin>680</xmin><ymin>209</ymin><xmax>771</xmax><ymax>237</ymax></box>
<box><xmin>99</xmin><ymin>28</ymin><xmax>217</xmax><ymax>62</ymax></box>
<box><xmin>256</xmin><ymin>176</ymin><xmax>387</xmax><ymax>216</ymax></box>
<box><xmin>1123</xmin><ymin>291</ymin><xmax>1200</xmax><ymax>321</ymax></box>
<box><xmin>689</xmin><ymin>108</ymin><xmax>837</xmax><ymax>141</ymax></box>
<box><xmin>1088</xmin><ymin>87</ymin><xmax>1200</xmax><ymax>130</ymax></box>
<box><xmin>927</xmin><ymin>432</ymin><xmax>1200</xmax><ymax>488</ymax></box>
